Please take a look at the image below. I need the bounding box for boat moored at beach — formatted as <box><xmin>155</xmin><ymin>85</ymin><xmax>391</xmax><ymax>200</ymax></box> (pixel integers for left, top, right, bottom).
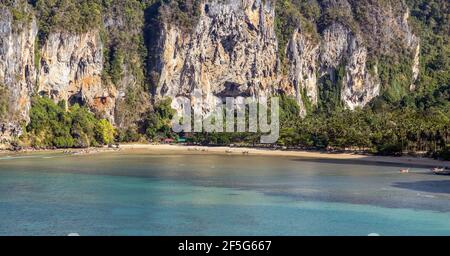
<box><xmin>400</xmin><ymin>169</ymin><xmax>410</xmax><ymax>174</ymax></box>
<box><xmin>432</xmin><ymin>168</ymin><xmax>450</xmax><ymax>175</ymax></box>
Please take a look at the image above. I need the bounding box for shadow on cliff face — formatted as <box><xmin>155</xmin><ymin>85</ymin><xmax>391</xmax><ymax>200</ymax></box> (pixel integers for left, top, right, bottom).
<box><xmin>392</xmin><ymin>180</ymin><xmax>450</xmax><ymax>194</ymax></box>
<box><xmin>143</xmin><ymin>2</ymin><xmax>163</xmax><ymax>96</ymax></box>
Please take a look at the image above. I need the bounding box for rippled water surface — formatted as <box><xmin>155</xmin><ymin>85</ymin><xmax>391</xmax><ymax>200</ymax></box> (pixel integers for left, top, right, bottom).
<box><xmin>1</xmin><ymin>151</ymin><xmax>450</xmax><ymax>235</ymax></box>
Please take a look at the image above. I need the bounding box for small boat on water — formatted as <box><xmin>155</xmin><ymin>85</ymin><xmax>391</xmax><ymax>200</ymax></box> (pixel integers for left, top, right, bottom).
<box><xmin>399</xmin><ymin>169</ymin><xmax>409</xmax><ymax>174</ymax></box>
<box><xmin>432</xmin><ymin>167</ymin><xmax>450</xmax><ymax>175</ymax></box>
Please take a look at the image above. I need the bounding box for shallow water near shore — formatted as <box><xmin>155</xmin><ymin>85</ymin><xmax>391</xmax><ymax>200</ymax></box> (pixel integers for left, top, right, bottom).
<box><xmin>1</xmin><ymin>151</ymin><xmax>450</xmax><ymax>235</ymax></box>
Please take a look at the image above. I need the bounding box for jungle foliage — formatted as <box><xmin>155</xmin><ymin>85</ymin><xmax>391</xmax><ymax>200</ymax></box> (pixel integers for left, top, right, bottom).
<box><xmin>0</xmin><ymin>84</ymin><xmax>9</xmax><ymax>122</ymax></box>
<box><xmin>24</xmin><ymin>97</ymin><xmax>114</xmax><ymax>148</ymax></box>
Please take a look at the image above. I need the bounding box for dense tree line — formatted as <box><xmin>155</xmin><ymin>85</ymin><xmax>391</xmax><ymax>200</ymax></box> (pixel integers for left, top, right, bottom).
<box><xmin>277</xmin><ymin>86</ymin><xmax>450</xmax><ymax>159</ymax></box>
<box><xmin>180</xmin><ymin>87</ymin><xmax>449</xmax><ymax>160</ymax></box>
<box><xmin>116</xmin><ymin>98</ymin><xmax>176</xmax><ymax>142</ymax></box>
<box><xmin>20</xmin><ymin>97</ymin><xmax>114</xmax><ymax>148</ymax></box>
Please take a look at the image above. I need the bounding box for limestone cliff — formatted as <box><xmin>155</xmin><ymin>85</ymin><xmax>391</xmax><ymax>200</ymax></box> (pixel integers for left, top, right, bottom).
<box><xmin>319</xmin><ymin>22</ymin><xmax>381</xmax><ymax>110</ymax></box>
<box><xmin>152</xmin><ymin>0</ymin><xmax>420</xmax><ymax>114</ymax></box>
<box><xmin>154</xmin><ymin>0</ymin><xmax>280</xmax><ymax>113</ymax></box>
<box><xmin>37</xmin><ymin>31</ymin><xmax>117</xmax><ymax>121</ymax></box>
<box><xmin>0</xmin><ymin>7</ymin><xmax>37</xmax><ymax>145</ymax></box>
<box><xmin>285</xmin><ymin>27</ymin><xmax>319</xmax><ymax>116</ymax></box>
<box><xmin>280</xmin><ymin>0</ymin><xmax>419</xmax><ymax>111</ymax></box>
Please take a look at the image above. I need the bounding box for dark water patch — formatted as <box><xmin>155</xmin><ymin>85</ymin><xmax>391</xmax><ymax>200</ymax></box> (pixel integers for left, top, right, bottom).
<box><xmin>393</xmin><ymin>180</ymin><xmax>450</xmax><ymax>194</ymax></box>
<box><xmin>291</xmin><ymin>157</ymin><xmax>440</xmax><ymax>169</ymax></box>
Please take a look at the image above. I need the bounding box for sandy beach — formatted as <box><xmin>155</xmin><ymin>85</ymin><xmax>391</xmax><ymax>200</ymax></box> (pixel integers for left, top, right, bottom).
<box><xmin>120</xmin><ymin>144</ymin><xmax>450</xmax><ymax>168</ymax></box>
<box><xmin>1</xmin><ymin>143</ymin><xmax>448</xmax><ymax>168</ymax></box>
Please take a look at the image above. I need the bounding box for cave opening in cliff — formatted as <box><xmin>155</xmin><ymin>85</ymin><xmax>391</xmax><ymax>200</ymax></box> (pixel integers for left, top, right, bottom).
<box><xmin>68</xmin><ymin>93</ymin><xmax>85</xmax><ymax>107</ymax></box>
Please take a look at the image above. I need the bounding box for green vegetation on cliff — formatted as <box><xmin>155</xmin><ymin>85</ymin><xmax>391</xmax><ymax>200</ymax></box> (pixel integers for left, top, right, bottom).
<box><xmin>0</xmin><ymin>84</ymin><xmax>9</xmax><ymax>122</ymax></box>
<box><xmin>1</xmin><ymin>0</ymin><xmax>33</xmax><ymax>26</ymax></box>
<box><xmin>23</xmin><ymin>97</ymin><xmax>114</xmax><ymax>148</ymax></box>
<box><xmin>274</xmin><ymin>0</ymin><xmax>320</xmax><ymax>72</ymax></box>
<box><xmin>158</xmin><ymin>0</ymin><xmax>201</xmax><ymax>32</ymax></box>
<box><xmin>31</xmin><ymin>0</ymin><xmax>103</xmax><ymax>43</ymax></box>
<box><xmin>407</xmin><ymin>0</ymin><xmax>449</xmax><ymax>93</ymax></box>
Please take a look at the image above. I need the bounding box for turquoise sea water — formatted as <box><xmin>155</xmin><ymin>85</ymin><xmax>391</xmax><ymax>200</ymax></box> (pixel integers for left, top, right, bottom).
<box><xmin>1</xmin><ymin>151</ymin><xmax>450</xmax><ymax>236</ymax></box>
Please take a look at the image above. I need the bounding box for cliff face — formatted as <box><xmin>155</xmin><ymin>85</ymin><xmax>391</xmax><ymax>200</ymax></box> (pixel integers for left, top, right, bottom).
<box><xmin>1</xmin><ymin>9</ymin><xmax>117</xmax><ymax>147</ymax></box>
<box><xmin>285</xmin><ymin>27</ymin><xmax>319</xmax><ymax>116</ymax></box>
<box><xmin>319</xmin><ymin>22</ymin><xmax>381</xmax><ymax>110</ymax></box>
<box><xmin>0</xmin><ymin>0</ymin><xmax>423</xmax><ymax>144</ymax></box>
<box><xmin>37</xmin><ymin>31</ymin><xmax>117</xmax><ymax>121</ymax></box>
<box><xmin>155</xmin><ymin>0</ymin><xmax>280</xmax><ymax>113</ymax></box>
<box><xmin>0</xmin><ymin>7</ymin><xmax>37</xmax><ymax>144</ymax></box>
<box><xmin>152</xmin><ymin>0</ymin><xmax>419</xmax><ymax>114</ymax></box>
